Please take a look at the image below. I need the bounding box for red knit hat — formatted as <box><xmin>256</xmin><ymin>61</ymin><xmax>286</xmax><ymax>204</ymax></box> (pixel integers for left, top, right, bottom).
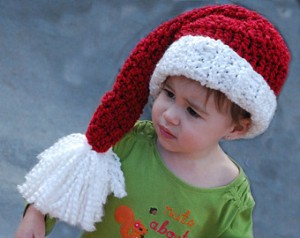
<box><xmin>19</xmin><ymin>4</ymin><xmax>290</xmax><ymax>231</ymax></box>
<box><xmin>86</xmin><ymin>4</ymin><xmax>290</xmax><ymax>151</ymax></box>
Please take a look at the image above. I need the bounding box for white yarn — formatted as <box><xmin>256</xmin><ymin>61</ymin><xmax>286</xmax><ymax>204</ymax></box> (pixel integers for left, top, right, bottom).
<box><xmin>150</xmin><ymin>35</ymin><xmax>277</xmax><ymax>138</ymax></box>
<box><xmin>18</xmin><ymin>133</ymin><xmax>126</xmax><ymax>231</ymax></box>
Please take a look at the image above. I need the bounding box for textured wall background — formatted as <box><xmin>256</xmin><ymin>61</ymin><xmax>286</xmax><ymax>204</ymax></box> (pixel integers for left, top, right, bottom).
<box><xmin>0</xmin><ymin>0</ymin><xmax>299</xmax><ymax>237</ymax></box>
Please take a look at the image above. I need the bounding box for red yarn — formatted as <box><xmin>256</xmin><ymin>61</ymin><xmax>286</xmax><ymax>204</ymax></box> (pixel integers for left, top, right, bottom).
<box><xmin>86</xmin><ymin>5</ymin><xmax>290</xmax><ymax>152</ymax></box>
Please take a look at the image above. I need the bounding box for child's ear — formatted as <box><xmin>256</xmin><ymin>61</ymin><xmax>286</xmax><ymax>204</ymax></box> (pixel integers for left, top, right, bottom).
<box><xmin>224</xmin><ymin>118</ymin><xmax>251</xmax><ymax>140</ymax></box>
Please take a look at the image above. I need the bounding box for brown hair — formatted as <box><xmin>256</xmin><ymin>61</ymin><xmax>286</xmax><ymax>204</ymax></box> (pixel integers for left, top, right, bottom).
<box><xmin>205</xmin><ymin>88</ymin><xmax>251</xmax><ymax>126</ymax></box>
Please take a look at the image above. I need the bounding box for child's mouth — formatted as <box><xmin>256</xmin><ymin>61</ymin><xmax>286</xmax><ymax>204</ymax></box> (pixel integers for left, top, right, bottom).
<box><xmin>159</xmin><ymin>125</ymin><xmax>176</xmax><ymax>139</ymax></box>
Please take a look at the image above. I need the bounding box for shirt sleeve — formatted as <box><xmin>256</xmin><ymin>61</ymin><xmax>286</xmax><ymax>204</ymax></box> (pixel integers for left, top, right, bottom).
<box><xmin>113</xmin><ymin>120</ymin><xmax>154</xmax><ymax>161</ymax></box>
<box><xmin>45</xmin><ymin>215</ymin><xmax>56</xmax><ymax>236</ymax></box>
<box><xmin>220</xmin><ymin>204</ymin><xmax>254</xmax><ymax>238</ymax></box>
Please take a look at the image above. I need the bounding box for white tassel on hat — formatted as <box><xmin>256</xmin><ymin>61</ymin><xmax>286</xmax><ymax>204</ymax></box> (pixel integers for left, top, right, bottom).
<box><xmin>18</xmin><ymin>133</ymin><xmax>126</xmax><ymax>231</ymax></box>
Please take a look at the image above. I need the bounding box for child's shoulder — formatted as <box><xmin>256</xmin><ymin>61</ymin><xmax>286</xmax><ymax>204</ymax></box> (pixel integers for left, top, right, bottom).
<box><xmin>131</xmin><ymin>120</ymin><xmax>156</xmax><ymax>139</ymax></box>
<box><xmin>113</xmin><ymin>120</ymin><xmax>156</xmax><ymax>158</ymax></box>
<box><xmin>225</xmin><ymin>160</ymin><xmax>255</xmax><ymax>209</ymax></box>
<box><xmin>211</xmin><ymin>159</ymin><xmax>240</xmax><ymax>188</ymax></box>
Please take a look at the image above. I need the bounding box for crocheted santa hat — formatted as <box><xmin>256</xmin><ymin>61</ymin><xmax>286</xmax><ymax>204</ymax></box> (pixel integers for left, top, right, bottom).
<box><xmin>18</xmin><ymin>4</ymin><xmax>290</xmax><ymax>231</ymax></box>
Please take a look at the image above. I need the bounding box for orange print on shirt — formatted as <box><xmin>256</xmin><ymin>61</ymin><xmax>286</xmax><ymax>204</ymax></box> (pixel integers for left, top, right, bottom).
<box><xmin>115</xmin><ymin>205</ymin><xmax>148</xmax><ymax>238</ymax></box>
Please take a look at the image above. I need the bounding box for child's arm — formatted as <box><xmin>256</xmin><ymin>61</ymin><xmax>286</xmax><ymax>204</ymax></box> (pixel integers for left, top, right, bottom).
<box><xmin>14</xmin><ymin>205</ymin><xmax>45</xmax><ymax>238</ymax></box>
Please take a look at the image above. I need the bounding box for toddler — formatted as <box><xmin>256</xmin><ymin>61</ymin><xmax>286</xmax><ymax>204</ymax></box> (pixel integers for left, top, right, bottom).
<box><xmin>15</xmin><ymin>4</ymin><xmax>290</xmax><ymax>238</ymax></box>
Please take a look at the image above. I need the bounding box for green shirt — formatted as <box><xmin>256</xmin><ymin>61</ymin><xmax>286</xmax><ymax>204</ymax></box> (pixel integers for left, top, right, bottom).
<box><xmin>48</xmin><ymin>120</ymin><xmax>255</xmax><ymax>237</ymax></box>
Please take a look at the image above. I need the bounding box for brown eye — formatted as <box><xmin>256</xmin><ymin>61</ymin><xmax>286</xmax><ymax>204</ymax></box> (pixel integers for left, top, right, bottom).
<box><xmin>187</xmin><ymin>107</ymin><xmax>200</xmax><ymax>118</ymax></box>
<box><xmin>164</xmin><ymin>89</ymin><xmax>175</xmax><ymax>99</ymax></box>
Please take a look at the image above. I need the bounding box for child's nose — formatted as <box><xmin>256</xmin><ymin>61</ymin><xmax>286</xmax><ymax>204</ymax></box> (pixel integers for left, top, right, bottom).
<box><xmin>163</xmin><ymin>105</ymin><xmax>180</xmax><ymax>125</ymax></box>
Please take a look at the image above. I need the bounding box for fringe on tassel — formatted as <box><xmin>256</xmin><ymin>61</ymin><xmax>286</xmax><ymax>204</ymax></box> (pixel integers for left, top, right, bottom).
<box><xmin>18</xmin><ymin>133</ymin><xmax>127</xmax><ymax>231</ymax></box>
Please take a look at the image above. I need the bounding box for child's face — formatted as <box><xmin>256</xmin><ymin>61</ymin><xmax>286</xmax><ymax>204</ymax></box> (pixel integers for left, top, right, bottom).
<box><xmin>152</xmin><ymin>76</ymin><xmax>235</xmax><ymax>157</ymax></box>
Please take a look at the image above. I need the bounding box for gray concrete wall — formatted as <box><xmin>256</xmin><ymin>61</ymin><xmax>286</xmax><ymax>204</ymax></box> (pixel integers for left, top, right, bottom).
<box><xmin>1</xmin><ymin>0</ymin><xmax>299</xmax><ymax>237</ymax></box>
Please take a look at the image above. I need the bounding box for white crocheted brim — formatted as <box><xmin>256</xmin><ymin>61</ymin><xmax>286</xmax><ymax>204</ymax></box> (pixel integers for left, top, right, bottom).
<box><xmin>149</xmin><ymin>35</ymin><xmax>277</xmax><ymax>138</ymax></box>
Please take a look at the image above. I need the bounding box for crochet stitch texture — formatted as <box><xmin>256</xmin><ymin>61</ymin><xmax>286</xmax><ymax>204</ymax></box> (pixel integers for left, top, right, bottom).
<box><xmin>86</xmin><ymin>5</ymin><xmax>290</xmax><ymax>152</ymax></box>
<box><xmin>150</xmin><ymin>35</ymin><xmax>276</xmax><ymax>138</ymax></box>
